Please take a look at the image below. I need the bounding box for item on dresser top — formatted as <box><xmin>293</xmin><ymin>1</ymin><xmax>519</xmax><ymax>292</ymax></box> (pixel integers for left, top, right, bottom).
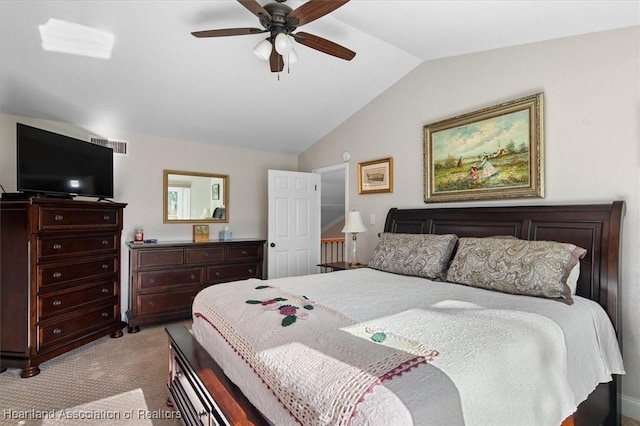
<box><xmin>193</xmin><ymin>224</ymin><xmax>210</xmax><ymax>243</ymax></box>
<box><xmin>219</xmin><ymin>227</ymin><xmax>232</xmax><ymax>241</ymax></box>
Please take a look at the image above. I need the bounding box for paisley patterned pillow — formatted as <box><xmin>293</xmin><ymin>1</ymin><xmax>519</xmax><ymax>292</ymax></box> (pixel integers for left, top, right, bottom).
<box><xmin>445</xmin><ymin>237</ymin><xmax>587</xmax><ymax>304</ymax></box>
<box><xmin>368</xmin><ymin>233</ymin><xmax>458</xmax><ymax>279</ymax></box>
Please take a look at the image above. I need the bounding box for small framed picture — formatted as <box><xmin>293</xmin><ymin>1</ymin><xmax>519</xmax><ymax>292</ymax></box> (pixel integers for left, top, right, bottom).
<box><xmin>193</xmin><ymin>224</ymin><xmax>209</xmax><ymax>243</ymax></box>
<box><xmin>358</xmin><ymin>157</ymin><xmax>393</xmax><ymax>194</ymax></box>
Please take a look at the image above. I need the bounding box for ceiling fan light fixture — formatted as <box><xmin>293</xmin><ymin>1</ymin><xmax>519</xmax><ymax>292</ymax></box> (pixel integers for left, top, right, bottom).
<box><xmin>274</xmin><ymin>32</ymin><xmax>292</xmax><ymax>55</ymax></box>
<box><xmin>254</xmin><ymin>38</ymin><xmax>272</xmax><ymax>61</ymax></box>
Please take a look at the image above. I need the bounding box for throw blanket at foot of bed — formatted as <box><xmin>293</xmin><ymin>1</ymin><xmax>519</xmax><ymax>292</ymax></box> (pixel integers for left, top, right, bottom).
<box><xmin>193</xmin><ymin>279</ymin><xmax>438</xmax><ymax>426</ymax></box>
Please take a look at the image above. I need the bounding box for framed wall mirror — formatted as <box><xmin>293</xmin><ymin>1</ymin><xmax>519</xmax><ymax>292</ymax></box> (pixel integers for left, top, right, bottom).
<box><xmin>163</xmin><ymin>170</ymin><xmax>229</xmax><ymax>223</ymax></box>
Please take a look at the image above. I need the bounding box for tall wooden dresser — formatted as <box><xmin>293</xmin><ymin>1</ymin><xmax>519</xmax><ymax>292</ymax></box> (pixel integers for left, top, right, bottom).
<box><xmin>127</xmin><ymin>239</ymin><xmax>265</xmax><ymax>332</ymax></box>
<box><xmin>0</xmin><ymin>197</ymin><xmax>127</xmax><ymax>377</ymax></box>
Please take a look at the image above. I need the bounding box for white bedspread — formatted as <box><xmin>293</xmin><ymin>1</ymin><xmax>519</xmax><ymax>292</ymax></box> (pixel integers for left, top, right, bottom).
<box><xmin>192</xmin><ymin>268</ymin><xmax>624</xmax><ymax>426</ymax></box>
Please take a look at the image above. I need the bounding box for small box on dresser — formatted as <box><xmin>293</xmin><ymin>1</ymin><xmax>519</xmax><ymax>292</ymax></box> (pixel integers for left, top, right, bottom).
<box><xmin>127</xmin><ymin>239</ymin><xmax>265</xmax><ymax>332</ymax></box>
<box><xmin>0</xmin><ymin>197</ymin><xmax>127</xmax><ymax>378</ymax></box>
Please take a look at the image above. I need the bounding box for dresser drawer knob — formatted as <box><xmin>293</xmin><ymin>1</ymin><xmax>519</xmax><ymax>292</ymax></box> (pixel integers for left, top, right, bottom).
<box><xmin>203</xmin><ymin>252</ymin><xmax>209</xmax><ymax>257</ymax></box>
<box><xmin>101</xmin><ymin>240</ymin><xmax>109</xmax><ymax>245</ymax></box>
<box><xmin>101</xmin><ymin>312</ymin><xmax>109</xmax><ymax>318</ymax></box>
<box><xmin>53</xmin><ymin>243</ymin><xmax>62</xmax><ymax>250</ymax></box>
<box><xmin>53</xmin><ymin>328</ymin><xmax>62</xmax><ymax>335</ymax></box>
<box><xmin>149</xmin><ymin>278</ymin><xmax>155</xmax><ymax>284</ymax></box>
<box><xmin>190</xmin><ymin>274</ymin><xmax>196</xmax><ymax>280</ymax></box>
<box><xmin>103</xmin><ymin>215</ymin><xmax>111</xmax><ymax>221</ymax></box>
<box><xmin>148</xmin><ymin>301</ymin><xmax>155</xmax><ymax>306</ymax></box>
<box><xmin>53</xmin><ymin>272</ymin><xmax>62</xmax><ymax>278</ymax></box>
<box><xmin>54</xmin><ymin>214</ymin><xmax>64</xmax><ymax>221</ymax></box>
<box><xmin>241</xmin><ymin>250</ymin><xmax>247</xmax><ymax>255</ymax></box>
<box><xmin>215</xmin><ymin>272</ymin><xmax>221</xmax><ymax>277</ymax></box>
<box><xmin>248</xmin><ymin>269</ymin><xmax>254</xmax><ymax>274</ymax></box>
<box><xmin>101</xmin><ymin>264</ymin><xmax>109</xmax><ymax>270</ymax></box>
<box><xmin>101</xmin><ymin>287</ymin><xmax>110</xmax><ymax>294</ymax></box>
<box><xmin>52</xmin><ymin>299</ymin><xmax>62</xmax><ymax>307</ymax></box>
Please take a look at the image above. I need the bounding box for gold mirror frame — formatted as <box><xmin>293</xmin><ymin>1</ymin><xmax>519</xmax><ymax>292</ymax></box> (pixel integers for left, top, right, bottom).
<box><xmin>163</xmin><ymin>170</ymin><xmax>229</xmax><ymax>223</ymax></box>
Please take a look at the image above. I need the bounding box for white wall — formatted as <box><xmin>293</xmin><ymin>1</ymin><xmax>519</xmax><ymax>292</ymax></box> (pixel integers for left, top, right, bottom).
<box><xmin>299</xmin><ymin>26</ymin><xmax>640</xmax><ymax>418</ymax></box>
<box><xmin>0</xmin><ymin>113</ymin><xmax>298</xmax><ymax>322</ymax></box>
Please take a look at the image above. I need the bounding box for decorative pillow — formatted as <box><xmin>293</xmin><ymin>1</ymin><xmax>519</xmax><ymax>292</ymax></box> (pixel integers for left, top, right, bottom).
<box><xmin>445</xmin><ymin>237</ymin><xmax>587</xmax><ymax>304</ymax></box>
<box><xmin>368</xmin><ymin>233</ymin><xmax>458</xmax><ymax>279</ymax></box>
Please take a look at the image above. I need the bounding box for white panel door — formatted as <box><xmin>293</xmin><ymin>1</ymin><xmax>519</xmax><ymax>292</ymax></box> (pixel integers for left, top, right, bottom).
<box><xmin>267</xmin><ymin>170</ymin><xmax>320</xmax><ymax>279</ymax></box>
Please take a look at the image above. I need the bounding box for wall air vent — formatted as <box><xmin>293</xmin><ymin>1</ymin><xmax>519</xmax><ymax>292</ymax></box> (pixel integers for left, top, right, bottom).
<box><xmin>89</xmin><ymin>136</ymin><xmax>128</xmax><ymax>155</ymax></box>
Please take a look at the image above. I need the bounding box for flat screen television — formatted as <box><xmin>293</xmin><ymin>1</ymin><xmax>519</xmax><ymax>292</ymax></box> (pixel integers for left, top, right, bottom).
<box><xmin>16</xmin><ymin>123</ymin><xmax>114</xmax><ymax>199</ymax></box>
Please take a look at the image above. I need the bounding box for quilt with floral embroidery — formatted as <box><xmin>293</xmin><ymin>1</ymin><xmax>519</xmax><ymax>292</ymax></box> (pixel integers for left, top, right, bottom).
<box><xmin>193</xmin><ymin>280</ymin><xmax>438</xmax><ymax>426</ymax></box>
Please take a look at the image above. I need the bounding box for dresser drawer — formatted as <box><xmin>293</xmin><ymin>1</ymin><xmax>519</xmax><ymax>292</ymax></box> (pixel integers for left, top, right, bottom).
<box><xmin>137</xmin><ymin>268</ymin><xmax>204</xmax><ymax>291</ymax></box>
<box><xmin>38</xmin><ymin>303</ymin><xmax>118</xmax><ymax>351</ymax></box>
<box><xmin>137</xmin><ymin>287</ymin><xmax>203</xmax><ymax>316</ymax></box>
<box><xmin>185</xmin><ymin>247</ymin><xmax>225</xmax><ymax>264</ymax></box>
<box><xmin>208</xmin><ymin>263</ymin><xmax>260</xmax><ymax>283</ymax></box>
<box><xmin>137</xmin><ymin>249</ymin><xmax>184</xmax><ymax>268</ymax></box>
<box><xmin>227</xmin><ymin>245</ymin><xmax>261</xmax><ymax>261</ymax></box>
<box><xmin>39</xmin><ymin>282</ymin><xmax>116</xmax><ymax>320</ymax></box>
<box><xmin>37</xmin><ymin>207</ymin><xmax>120</xmax><ymax>231</ymax></box>
<box><xmin>38</xmin><ymin>234</ymin><xmax>117</xmax><ymax>260</ymax></box>
<box><xmin>39</xmin><ymin>256</ymin><xmax>117</xmax><ymax>288</ymax></box>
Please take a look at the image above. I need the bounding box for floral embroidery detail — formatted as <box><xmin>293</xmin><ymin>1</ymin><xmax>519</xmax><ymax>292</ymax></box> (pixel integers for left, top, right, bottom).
<box><xmin>245</xmin><ymin>286</ymin><xmax>314</xmax><ymax>327</ymax></box>
<box><xmin>365</xmin><ymin>326</ymin><xmax>388</xmax><ymax>343</ymax></box>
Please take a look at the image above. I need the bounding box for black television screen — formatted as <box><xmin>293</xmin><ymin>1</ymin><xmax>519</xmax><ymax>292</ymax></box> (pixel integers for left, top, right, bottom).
<box><xmin>17</xmin><ymin>123</ymin><xmax>114</xmax><ymax>199</ymax></box>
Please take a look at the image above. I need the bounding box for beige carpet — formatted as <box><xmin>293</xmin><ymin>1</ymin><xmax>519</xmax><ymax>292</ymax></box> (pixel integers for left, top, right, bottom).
<box><xmin>0</xmin><ymin>321</ymin><xmax>188</xmax><ymax>426</ymax></box>
<box><xmin>41</xmin><ymin>388</ymin><xmax>152</xmax><ymax>426</ymax></box>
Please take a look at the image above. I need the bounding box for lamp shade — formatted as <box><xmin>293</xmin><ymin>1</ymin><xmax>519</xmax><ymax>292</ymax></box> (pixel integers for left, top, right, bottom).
<box><xmin>274</xmin><ymin>33</ymin><xmax>292</xmax><ymax>55</ymax></box>
<box><xmin>342</xmin><ymin>210</ymin><xmax>367</xmax><ymax>234</ymax></box>
<box><xmin>254</xmin><ymin>39</ymin><xmax>272</xmax><ymax>61</ymax></box>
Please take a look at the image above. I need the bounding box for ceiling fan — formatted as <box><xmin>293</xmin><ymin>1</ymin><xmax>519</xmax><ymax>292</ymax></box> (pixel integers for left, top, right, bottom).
<box><xmin>191</xmin><ymin>0</ymin><xmax>356</xmax><ymax>73</ymax></box>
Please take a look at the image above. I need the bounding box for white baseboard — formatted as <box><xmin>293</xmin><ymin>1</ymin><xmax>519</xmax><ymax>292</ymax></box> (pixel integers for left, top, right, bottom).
<box><xmin>622</xmin><ymin>394</ymin><xmax>640</xmax><ymax>420</ymax></box>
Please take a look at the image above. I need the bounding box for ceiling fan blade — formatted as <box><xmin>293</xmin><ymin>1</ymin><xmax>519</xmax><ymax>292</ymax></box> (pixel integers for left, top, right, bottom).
<box><xmin>287</xmin><ymin>0</ymin><xmax>349</xmax><ymax>26</ymax></box>
<box><xmin>192</xmin><ymin>27</ymin><xmax>266</xmax><ymax>38</ymax></box>
<box><xmin>294</xmin><ymin>32</ymin><xmax>356</xmax><ymax>61</ymax></box>
<box><xmin>270</xmin><ymin>48</ymin><xmax>284</xmax><ymax>73</ymax></box>
<box><xmin>237</xmin><ymin>0</ymin><xmax>272</xmax><ymax>20</ymax></box>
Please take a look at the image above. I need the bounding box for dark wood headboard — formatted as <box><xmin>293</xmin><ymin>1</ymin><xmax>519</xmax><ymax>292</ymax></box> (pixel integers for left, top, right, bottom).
<box><xmin>383</xmin><ymin>201</ymin><xmax>625</xmax><ymax>426</ymax></box>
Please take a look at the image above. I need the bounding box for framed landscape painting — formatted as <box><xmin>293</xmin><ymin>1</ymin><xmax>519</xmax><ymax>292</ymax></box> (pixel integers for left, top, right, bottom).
<box><xmin>423</xmin><ymin>93</ymin><xmax>544</xmax><ymax>203</ymax></box>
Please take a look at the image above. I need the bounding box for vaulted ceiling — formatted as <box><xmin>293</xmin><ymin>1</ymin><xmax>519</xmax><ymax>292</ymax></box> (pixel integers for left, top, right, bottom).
<box><xmin>1</xmin><ymin>1</ymin><xmax>638</xmax><ymax>155</ymax></box>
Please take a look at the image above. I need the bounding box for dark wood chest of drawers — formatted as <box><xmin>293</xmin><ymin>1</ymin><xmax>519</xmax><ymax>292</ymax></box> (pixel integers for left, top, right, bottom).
<box><xmin>127</xmin><ymin>239</ymin><xmax>265</xmax><ymax>332</ymax></box>
<box><xmin>0</xmin><ymin>197</ymin><xmax>127</xmax><ymax>377</ymax></box>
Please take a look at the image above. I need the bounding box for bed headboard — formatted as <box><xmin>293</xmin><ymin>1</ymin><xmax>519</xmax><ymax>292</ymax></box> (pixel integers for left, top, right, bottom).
<box><xmin>383</xmin><ymin>201</ymin><xmax>625</xmax><ymax>336</ymax></box>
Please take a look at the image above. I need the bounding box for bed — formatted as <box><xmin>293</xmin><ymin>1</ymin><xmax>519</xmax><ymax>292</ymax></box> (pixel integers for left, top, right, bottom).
<box><xmin>166</xmin><ymin>201</ymin><xmax>625</xmax><ymax>426</ymax></box>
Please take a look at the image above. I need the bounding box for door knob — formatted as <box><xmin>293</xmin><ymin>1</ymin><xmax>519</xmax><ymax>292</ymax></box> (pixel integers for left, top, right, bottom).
<box><xmin>270</xmin><ymin>242</ymin><xmax>275</xmax><ymax>247</ymax></box>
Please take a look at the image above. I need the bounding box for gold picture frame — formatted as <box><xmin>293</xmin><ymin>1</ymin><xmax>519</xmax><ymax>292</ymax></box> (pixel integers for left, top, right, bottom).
<box><xmin>193</xmin><ymin>224</ymin><xmax>209</xmax><ymax>242</ymax></box>
<box><xmin>423</xmin><ymin>93</ymin><xmax>544</xmax><ymax>203</ymax></box>
<box><xmin>358</xmin><ymin>157</ymin><xmax>393</xmax><ymax>194</ymax></box>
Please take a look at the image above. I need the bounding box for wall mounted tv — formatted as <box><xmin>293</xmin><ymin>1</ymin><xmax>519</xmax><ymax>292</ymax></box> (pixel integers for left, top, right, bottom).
<box><xmin>17</xmin><ymin>123</ymin><xmax>114</xmax><ymax>199</ymax></box>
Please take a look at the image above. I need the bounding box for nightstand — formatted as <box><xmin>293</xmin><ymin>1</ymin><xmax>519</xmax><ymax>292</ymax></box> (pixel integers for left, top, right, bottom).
<box><xmin>317</xmin><ymin>262</ymin><xmax>367</xmax><ymax>272</ymax></box>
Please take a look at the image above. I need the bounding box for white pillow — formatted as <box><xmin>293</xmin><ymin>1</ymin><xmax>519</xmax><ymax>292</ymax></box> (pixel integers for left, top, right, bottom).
<box><xmin>567</xmin><ymin>262</ymin><xmax>580</xmax><ymax>295</ymax></box>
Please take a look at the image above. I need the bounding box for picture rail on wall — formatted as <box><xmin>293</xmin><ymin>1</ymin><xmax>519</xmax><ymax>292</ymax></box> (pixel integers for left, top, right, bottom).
<box><xmin>423</xmin><ymin>93</ymin><xmax>544</xmax><ymax>203</ymax></box>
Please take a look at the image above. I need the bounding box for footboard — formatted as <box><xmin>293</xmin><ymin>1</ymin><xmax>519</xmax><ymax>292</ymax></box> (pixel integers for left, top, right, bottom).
<box><xmin>166</xmin><ymin>324</ymin><xmax>267</xmax><ymax>426</ymax></box>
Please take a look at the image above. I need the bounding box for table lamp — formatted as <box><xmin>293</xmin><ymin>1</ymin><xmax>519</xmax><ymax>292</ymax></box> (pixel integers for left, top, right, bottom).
<box><xmin>342</xmin><ymin>210</ymin><xmax>367</xmax><ymax>267</ymax></box>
